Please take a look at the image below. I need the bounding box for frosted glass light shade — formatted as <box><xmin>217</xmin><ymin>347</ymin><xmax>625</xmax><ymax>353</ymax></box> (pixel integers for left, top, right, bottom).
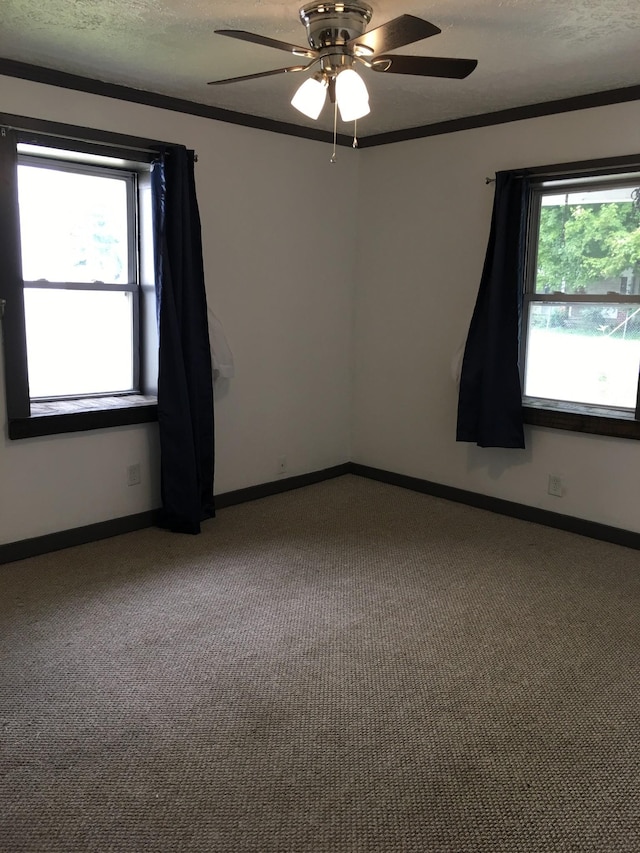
<box><xmin>291</xmin><ymin>77</ymin><xmax>328</xmax><ymax>120</ymax></box>
<box><xmin>335</xmin><ymin>69</ymin><xmax>370</xmax><ymax>121</ymax></box>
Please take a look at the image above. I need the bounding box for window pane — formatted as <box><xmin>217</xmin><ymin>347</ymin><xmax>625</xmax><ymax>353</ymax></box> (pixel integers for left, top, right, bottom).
<box><xmin>524</xmin><ymin>302</ymin><xmax>640</xmax><ymax>409</ymax></box>
<box><xmin>535</xmin><ymin>185</ymin><xmax>640</xmax><ymax>295</ymax></box>
<box><xmin>17</xmin><ymin>165</ymin><xmax>130</xmax><ymax>284</ymax></box>
<box><xmin>24</xmin><ymin>289</ymin><xmax>134</xmax><ymax>398</ymax></box>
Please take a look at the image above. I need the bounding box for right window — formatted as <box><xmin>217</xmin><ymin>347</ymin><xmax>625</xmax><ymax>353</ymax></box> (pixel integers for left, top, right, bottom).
<box><xmin>522</xmin><ymin>171</ymin><xmax>640</xmax><ymax>428</ymax></box>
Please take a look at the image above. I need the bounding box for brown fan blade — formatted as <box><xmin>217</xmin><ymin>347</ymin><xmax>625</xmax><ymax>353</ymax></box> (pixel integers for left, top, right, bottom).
<box><xmin>208</xmin><ymin>65</ymin><xmax>308</xmax><ymax>85</ymax></box>
<box><xmin>347</xmin><ymin>15</ymin><xmax>440</xmax><ymax>57</ymax></box>
<box><xmin>371</xmin><ymin>54</ymin><xmax>478</xmax><ymax>79</ymax></box>
<box><xmin>215</xmin><ymin>30</ymin><xmax>318</xmax><ymax>59</ymax></box>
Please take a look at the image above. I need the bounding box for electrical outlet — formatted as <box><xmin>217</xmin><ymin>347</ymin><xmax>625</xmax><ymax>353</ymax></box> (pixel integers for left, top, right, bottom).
<box><xmin>127</xmin><ymin>463</ymin><xmax>141</xmax><ymax>486</ymax></box>
<box><xmin>547</xmin><ymin>474</ymin><xmax>563</xmax><ymax>497</ymax></box>
<box><xmin>277</xmin><ymin>455</ymin><xmax>287</xmax><ymax>475</ymax></box>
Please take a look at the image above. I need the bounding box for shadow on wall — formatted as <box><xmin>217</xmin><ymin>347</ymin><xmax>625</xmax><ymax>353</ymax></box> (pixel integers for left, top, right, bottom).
<box><xmin>209</xmin><ymin>308</ymin><xmax>234</xmax><ymax>403</ymax></box>
<box><xmin>465</xmin><ymin>441</ymin><xmax>533</xmax><ymax>481</ymax></box>
<box><xmin>214</xmin><ymin>376</ymin><xmax>232</xmax><ymax>402</ymax></box>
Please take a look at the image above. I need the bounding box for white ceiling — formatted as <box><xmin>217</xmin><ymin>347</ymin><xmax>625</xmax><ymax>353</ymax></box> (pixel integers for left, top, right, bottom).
<box><xmin>1</xmin><ymin>0</ymin><xmax>640</xmax><ymax>138</ymax></box>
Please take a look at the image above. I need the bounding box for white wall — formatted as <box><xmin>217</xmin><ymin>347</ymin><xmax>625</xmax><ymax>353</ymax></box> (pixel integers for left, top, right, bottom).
<box><xmin>353</xmin><ymin>101</ymin><xmax>640</xmax><ymax>533</ymax></box>
<box><xmin>3</xmin><ymin>76</ymin><xmax>640</xmax><ymax>546</ymax></box>
<box><xmin>0</xmin><ymin>77</ymin><xmax>357</xmax><ymax>544</ymax></box>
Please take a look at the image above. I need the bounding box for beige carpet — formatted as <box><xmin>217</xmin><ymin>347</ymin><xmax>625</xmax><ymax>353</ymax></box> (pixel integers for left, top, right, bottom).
<box><xmin>2</xmin><ymin>475</ymin><xmax>639</xmax><ymax>852</ymax></box>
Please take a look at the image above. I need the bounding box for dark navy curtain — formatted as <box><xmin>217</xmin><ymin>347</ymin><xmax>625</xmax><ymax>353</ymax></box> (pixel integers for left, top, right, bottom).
<box><xmin>456</xmin><ymin>171</ymin><xmax>530</xmax><ymax>448</ymax></box>
<box><xmin>152</xmin><ymin>146</ymin><xmax>215</xmax><ymax>533</ymax></box>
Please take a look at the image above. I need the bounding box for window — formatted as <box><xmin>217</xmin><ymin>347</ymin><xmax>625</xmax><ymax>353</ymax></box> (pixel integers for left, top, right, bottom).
<box><xmin>521</xmin><ymin>165</ymin><xmax>640</xmax><ymax>439</ymax></box>
<box><xmin>19</xmin><ymin>148</ymin><xmax>138</xmax><ymax>398</ymax></box>
<box><xmin>0</xmin><ymin>121</ymin><xmax>159</xmax><ymax>439</ymax></box>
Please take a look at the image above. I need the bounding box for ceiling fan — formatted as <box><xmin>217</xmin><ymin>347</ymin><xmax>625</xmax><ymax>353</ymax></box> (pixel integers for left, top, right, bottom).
<box><xmin>208</xmin><ymin>2</ymin><xmax>478</xmax><ymax>125</ymax></box>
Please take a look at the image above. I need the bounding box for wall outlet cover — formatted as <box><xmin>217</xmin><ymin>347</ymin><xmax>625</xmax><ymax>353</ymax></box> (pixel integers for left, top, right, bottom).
<box><xmin>127</xmin><ymin>463</ymin><xmax>141</xmax><ymax>486</ymax></box>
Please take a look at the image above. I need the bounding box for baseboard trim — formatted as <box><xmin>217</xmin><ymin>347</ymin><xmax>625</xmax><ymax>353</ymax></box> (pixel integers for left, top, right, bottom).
<box><xmin>215</xmin><ymin>463</ymin><xmax>352</xmax><ymax>509</ymax></box>
<box><xmin>349</xmin><ymin>463</ymin><xmax>640</xmax><ymax>551</ymax></box>
<box><xmin>0</xmin><ymin>464</ymin><xmax>352</xmax><ymax>564</ymax></box>
<box><xmin>3</xmin><ymin>461</ymin><xmax>636</xmax><ymax>564</ymax></box>
<box><xmin>0</xmin><ymin>510</ymin><xmax>160</xmax><ymax>565</ymax></box>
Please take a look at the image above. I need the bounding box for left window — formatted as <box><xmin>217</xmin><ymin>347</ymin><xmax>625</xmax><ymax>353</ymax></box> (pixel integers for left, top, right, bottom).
<box><xmin>19</xmin><ymin>149</ymin><xmax>138</xmax><ymax>398</ymax></box>
<box><xmin>1</xmin><ymin>126</ymin><xmax>158</xmax><ymax>439</ymax></box>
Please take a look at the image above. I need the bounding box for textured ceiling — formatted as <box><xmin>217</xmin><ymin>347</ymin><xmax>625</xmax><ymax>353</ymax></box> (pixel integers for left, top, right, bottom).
<box><xmin>1</xmin><ymin>0</ymin><xmax>640</xmax><ymax>137</ymax></box>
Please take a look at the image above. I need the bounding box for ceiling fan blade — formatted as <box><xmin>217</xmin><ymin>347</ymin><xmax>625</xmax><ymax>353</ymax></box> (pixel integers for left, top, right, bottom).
<box><xmin>347</xmin><ymin>15</ymin><xmax>441</xmax><ymax>56</ymax></box>
<box><xmin>208</xmin><ymin>65</ymin><xmax>308</xmax><ymax>85</ymax></box>
<box><xmin>371</xmin><ymin>54</ymin><xmax>478</xmax><ymax>79</ymax></box>
<box><xmin>215</xmin><ymin>29</ymin><xmax>318</xmax><ymax>59</ymax></box>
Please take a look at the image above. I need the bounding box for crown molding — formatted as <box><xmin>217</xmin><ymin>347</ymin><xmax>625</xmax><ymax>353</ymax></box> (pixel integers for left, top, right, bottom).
<box><xmin>0</xmin><ymin>57</ymin><xmax>353</xmax><ymax>147</ymax></box>
<box><xmin>2</xmin><ymin>56</ymin><xmax>640</xmax><ymax>148</ymax></box>
<box><xmin>358</xmin><ymin>84</ymin><xmax>640</xmax><ymax>147</ymax></box>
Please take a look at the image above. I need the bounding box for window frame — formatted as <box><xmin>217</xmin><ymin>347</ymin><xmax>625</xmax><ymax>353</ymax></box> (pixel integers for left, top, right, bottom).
<box><xmin>18</xmin><ymin>152</ymin><xmax>141</xmax><ymax>400</ymax></box>
<box><xmin>0</xmin><ymin>114</ymin><xmax>164</xmax><ymax>439</ymax></box>
<box><xmin>519</xmin><ymin>155</ymin><xmax>640</xmax><ymax>441</ymax></box>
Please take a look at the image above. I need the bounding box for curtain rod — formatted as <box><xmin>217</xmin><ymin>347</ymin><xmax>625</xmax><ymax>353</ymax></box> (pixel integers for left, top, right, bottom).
<box><xmin>1</xmin><ymin>124</ymin><xmax>198</xmax><ymax>161</ymax></box>
<box><xmin>485</xmin><ymin>155</ymin><xmax>640</xmax><ymax>186</ymax></box>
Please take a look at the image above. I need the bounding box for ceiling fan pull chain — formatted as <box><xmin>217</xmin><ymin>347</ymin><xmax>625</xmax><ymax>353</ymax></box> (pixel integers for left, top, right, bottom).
<box><xmin>330</xmin><ymin>98</ymin><xmax>338</xmax><ymax>163</ymax></box>
<box><xmin>353</xmin><ymin>118</ymin><xmax>359</xmax><ymax>149</ymax></box>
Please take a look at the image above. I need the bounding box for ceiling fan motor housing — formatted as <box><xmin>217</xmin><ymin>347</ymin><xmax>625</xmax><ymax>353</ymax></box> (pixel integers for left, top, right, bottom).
<box><xmin>299</xmin><ymin>2</ymin><xmax>373</xmax><ymax>49</ymax></box>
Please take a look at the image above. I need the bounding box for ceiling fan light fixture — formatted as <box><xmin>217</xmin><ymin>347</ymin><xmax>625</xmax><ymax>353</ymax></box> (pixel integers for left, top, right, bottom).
<box><xmin>213</xmin><ymin>7</ymin><xmax>478</xmax><ymax>137</ymax></box>
<box><xmin>291</xmin><ymin>75</ymin><xmax>328</xmax><ymax>119</ymax></box>
<box><xmin>335</xmin><ymin>68</ymin><xmax>369</xmax><ymax>121</ymax></box>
